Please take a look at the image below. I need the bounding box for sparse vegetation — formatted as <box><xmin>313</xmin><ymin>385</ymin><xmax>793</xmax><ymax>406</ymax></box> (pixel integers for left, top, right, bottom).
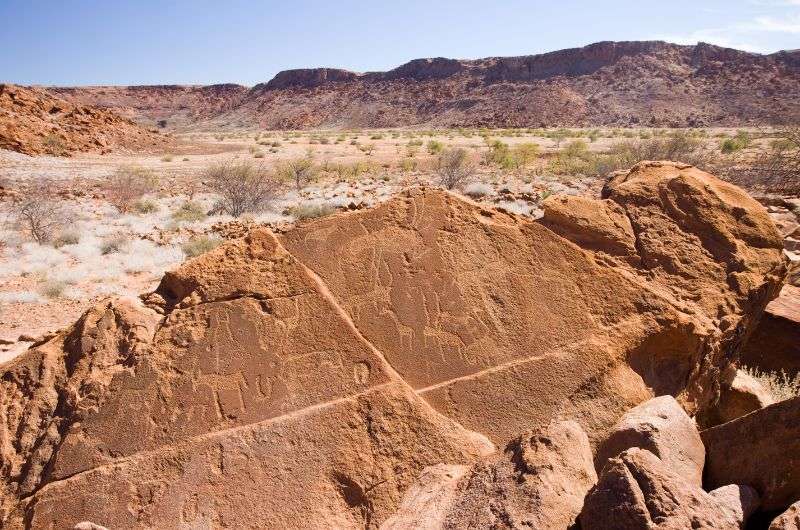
<box><xmin>132</xmin><ymin>199</ymin><xmax>159</xmax><ymax>214</ymax></box>
<box><xmin>104</xmin><ymin>165</ymin><xmax>159</xmax><ymax>213</ymax></box>
<box><xmin>276</xmin><ymin>157</ymin><xmax>318</xmax><ymax>190</ymax></box>
<box><xmin>182</xmin><ymin>235</ymin><xmax>223</xmax><ymax>258</ymax></box>
<box><xmin>205</xmin><ymin>160</ymin><xmax>281</xmax><ymax>217</ymax></box>
<box><xmin>11</xmin><ymin>183</ymin><xmax>71</xmax><ymax>244</ymax></box>
<box><xmin>290</xmin><ymin>202</ymin><xmax>337</xmax><ymax>220</ymax></box>
<box><xmin>436</xmin><ymin>148</ymin><xmax>475</xmax><ymax>190</ymax></box>
<box><xmin>38</xmin><ymin>280</ymin><xmax>67</xmax><ymax>299</ymax></box>
<box><xmin>742</xmin><ymin>366</ymin><xmax>800</xmax><ymax>402</ymax></box>
<box><xmin>172</xmin><ymin>201</ymin><xmax>207</xmax><ymax>222</ymax></box>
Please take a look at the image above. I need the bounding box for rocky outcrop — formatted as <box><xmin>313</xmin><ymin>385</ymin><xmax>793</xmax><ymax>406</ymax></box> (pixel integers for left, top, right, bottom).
<box><xmin>0</xmin><ymin>84</ymin><xmax>173</xmax><ymax>156</ymax></box>
<box><xmin>702</xmin><ymin>396</ymin><xmax>800</xmax><ymax>512</ymax></box>
<box><xmin>262</xmin><ymin>68</ymin><xmax>360</xmax><ymax>90</ymax></box>
<box><xmin>0</xmin><ymin>163</ymin><xmax>788</xmax><ymax>527</ymax></box>
<box><xmin>581</xmin><ymin>448</ymin><xmax>757</xmax><ymax>529</ymax></box>
<box><xmin>594</xmin><ymin>396</ymin><xmax>705</xmax><ymax>487</ymax></box>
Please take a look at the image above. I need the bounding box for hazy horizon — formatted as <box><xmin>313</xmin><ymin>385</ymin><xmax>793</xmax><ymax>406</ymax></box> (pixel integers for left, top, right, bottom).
<box><xmin>2</xmin><ymin>0</ymin><xmax>800</xmax><ymax>86</ymax></box>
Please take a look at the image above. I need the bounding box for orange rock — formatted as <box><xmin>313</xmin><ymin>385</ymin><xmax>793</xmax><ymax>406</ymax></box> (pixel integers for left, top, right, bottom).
<box><xmin>0</xmin><ymin>162</ymin><xmax>788</xmax><ymax>527</ymax></box>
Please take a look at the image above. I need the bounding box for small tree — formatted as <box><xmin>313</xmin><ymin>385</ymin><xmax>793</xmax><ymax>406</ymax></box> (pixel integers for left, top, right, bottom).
<box><xmin>276</xmin><ymin>157</ymin><xmax>318</xmax><ymax>190</ymax></box>
<box><xmin>436</xmin><ymin>148</ymin><xmax>475</xmax><ymax>190</ymax></box>
<box><xmin>12</xmin><ymin>182</ymin><xmax>71</xmax><ymax>243</ymax></box>
<box><xmin>205</xmin><ymin>160</ymin><xmax>281</xmax><ymax>217</ymax></box>
<box><xmin>104</xmin><ymin>165</ymin><xmax>159</xmax><ymax>213</ymax></box>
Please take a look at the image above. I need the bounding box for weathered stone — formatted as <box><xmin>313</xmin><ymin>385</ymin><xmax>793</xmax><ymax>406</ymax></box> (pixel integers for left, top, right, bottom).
<box><xmin>595</xmin><ymin>395</ymin><xmax>705</xmax><ymax>486</ymax></box>
<box><xmin>380</xmin><ymin>464</ymin><xmax>470</xmax><ymax>530</ymax></box>
<box><xmin>437</xmin><ymin>420</ymin><xmax>596</xmax><ymax>529</ymax></box>
<box><xmin>741</xmin><ymin>285</ymin><xmax>800</xmax><ymax>377</ymax></box>
<box><xmin>702</xmin><ymin>396</ymin><xmax>800</xmax><ymax>511</ymax></box>
<box><xmin>581</xmin><ymin>448</ymin><xmax>753</xmax><ymax>529</ymax></box>
<box><xmin>710</xmin><ymin>367</ymin><xmax>775</xmax><ymax>425</ymax></box>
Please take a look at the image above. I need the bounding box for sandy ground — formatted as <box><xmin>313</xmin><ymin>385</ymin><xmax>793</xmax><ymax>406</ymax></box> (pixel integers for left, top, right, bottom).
<box><xmin>0</xmin><ymin>127</ymin><xmax>793</xmax><ymax>363</ymax></box>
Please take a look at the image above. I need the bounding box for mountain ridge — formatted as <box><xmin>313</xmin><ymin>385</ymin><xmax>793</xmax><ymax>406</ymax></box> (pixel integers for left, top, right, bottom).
<box><xmin>43</xmin><ymin>40</ymin><xmax>800</xmax><ymax>129</ymax></box>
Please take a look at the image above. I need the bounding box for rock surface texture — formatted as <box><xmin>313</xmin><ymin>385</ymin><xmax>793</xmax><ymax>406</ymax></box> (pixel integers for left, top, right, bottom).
<box><xmin>702</xmin><ymin>396</ymin><xmax>800</xmax><ymax>512</ymax></box>
<box><xmin>581</xmin><ymin>448</ymin><xmax>756</xmax><ymax>529</ymax></box>
<box><xmin>0</xmin><ymin>162</ymin><xmax>787</xmax><ymax>527</ymax></box>
<box><xmin>594</xmin><ymin>395</ymin><xmax>705</xmax><ymax>486</ymax></box>
<box><xmin>740</xmin><ymin>284</ymin><xmax>800</xmax><ymax>377</ymax></box>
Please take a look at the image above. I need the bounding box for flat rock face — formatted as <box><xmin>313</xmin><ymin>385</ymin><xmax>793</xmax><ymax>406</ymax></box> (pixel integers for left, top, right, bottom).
<box><xmin>0</xmin><ymin>162</ymin><xmax>788</xmax><ymax>528</ymax></box>
<box><xmin>702</xmin><ymin>395</ymin><xmax>800</xmax><ymax>512</ymax></box>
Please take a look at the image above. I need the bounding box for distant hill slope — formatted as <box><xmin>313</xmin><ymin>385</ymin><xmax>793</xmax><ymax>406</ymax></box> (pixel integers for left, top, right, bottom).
<box><xmin>0</xmin><ymin>84</ymin><xmax>172</xmax><ymax>156</ymax></box>
<box><xmin>49</xmin><ymin>41</ymin><xmax>800</xmax><ymax>130</ymax></box>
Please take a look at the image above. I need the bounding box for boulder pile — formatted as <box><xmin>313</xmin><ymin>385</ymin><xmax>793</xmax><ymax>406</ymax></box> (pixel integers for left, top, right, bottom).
<box><xmin>0</xmin><ymin>162</ymin><xmax>794</xmax><ymax>528</ymax></box>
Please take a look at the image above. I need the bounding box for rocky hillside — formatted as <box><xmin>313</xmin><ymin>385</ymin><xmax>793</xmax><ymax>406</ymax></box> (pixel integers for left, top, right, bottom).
<box><xmin>2</xmin><ymin>162</ymin><xmax>796</xmax><ymax>528</ymax></box>
<box><xmin>0</xmin><ymin>84</ymin><xmax>173</xmax><ymax>156</ymax></box>
<box><xmin>51</xmin><ymin>41</ymin><xmax>800</xmax><ymax>129</ymax></box>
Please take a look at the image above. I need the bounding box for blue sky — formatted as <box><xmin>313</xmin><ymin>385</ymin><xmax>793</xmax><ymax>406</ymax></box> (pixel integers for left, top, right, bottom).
<box><xmin>1</xmin><ymin>0</ymin><xmax>799</xmax><ymax>86</ymax></box>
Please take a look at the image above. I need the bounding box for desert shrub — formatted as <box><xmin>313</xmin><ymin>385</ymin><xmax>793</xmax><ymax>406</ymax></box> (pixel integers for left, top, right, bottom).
<box><xmin>484</xmin><ymin>140</ymin><xmax>514</xmax><ymax>168</ymax></box>
<box><xmin>172</xmin><ymin>201</ymin><xmax>207</xmax><ymax>222</ymax></box>
<box><xmin>463</xmin><ymin>182</ymin><xmax>493</xmax><ymax>199</ymax></box>
<box><xmin>511</xmin><ymin>143</ymin><xmax>540</xmax><ymax>167</ymax></box>
<box><xmin>182</xmin><ymin>235</ymin><xmax>222</xmax><ymax>258</ymax></box>
<box><xmin>741</xmin><ymin>366</ymin><xmax>800</xmax><ymax>402</ymax></box>
<box><xmin>52</xmin><ymin>229</ymin><xmax>80</xmax><ymax>248</ymax></box>
<box><xmin>400</xmin><ymin>158</ymin><xmax>417</xmax><ymax>172</ymax></box>
<box><xmin>38</xmin><ymin>280</ymin><xmax>67</xmax><ymax>299</ymax></box>
<box><xmin>436</xmin><ymin>148</ymin><xmax>475</xmax><ymax>190</ymax></box>
<box><xmin>586</xmin><ymin>132</ymin><xmax>725</xmax><ymax>178</ymax></box>
<box><xmin>547</xmin><ymin>140</ymin><xmax>601</xmax><ymax>176</ymax></box>
<box><xmin>132</xmin><ymin>199</ymin><xmax>159</xmax><ymax>214</ymax></box>
<box><xmin>276</xmin><ymin>157</ymin><xmax>318</xmax><ymax>190</ymax></box>
<box><xmin>101</xmin><ymin>234</ymin><xmax>129</xmax><ymax>255</ymax></box>
<box><xmin>731</xmin><ymin>127</ymin><xmax>800</xmax><ymax>194</ymax></box>
<box><xmin>253</xmin><ymin>150</ymin><xmax>265</xmax><ymax>158</ymax></box>
<box><xmin>370</xmin><ymin>133</ymin><xmax>384</xmax><ymax>140</ymax></box>
<box><xmin>205</xmin><ymin>160</ymin><xmax>281</xmax><ymax>217</ymax></box>
<box><xmin>42</xmin><ymin>133</ymin><xmax>68</xmax><ymax>156</ymax></box>
<box><xmin>549</xmin><ymin>128</ymin><xmax>569</xmax><ymax>148</ymax></box>
<box><xmin>11</xmin><ymin>183</ymin><xmax>71</xmax><ymax>244</ymax></box>
<box><xmin>105</xmin><ymin>165</ymin><xmax>159</xmax><ymax>213</ymax></box>
<box><xmin>427</xmin><ymin>140</ymin><xmax>444</xmax><ymax>155</ymax></box>
<box><xmin>161</xmin><ymin>155</ymin><xmax>174</xmax><ymax>162</ymax></box>
<box><xmin>720</xmin><ymin>132</ymin><xmax>750</xmax><ymax>154</ymax></box>
<box><xmin>359</xmin><ymin>144</ymin><xmax>376</xmax><ymax>155</ymax></box>
<box><xmin>290</xmin><ymin>202</ymin><xmax>337</xmax><ymax>220</ymax></box>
